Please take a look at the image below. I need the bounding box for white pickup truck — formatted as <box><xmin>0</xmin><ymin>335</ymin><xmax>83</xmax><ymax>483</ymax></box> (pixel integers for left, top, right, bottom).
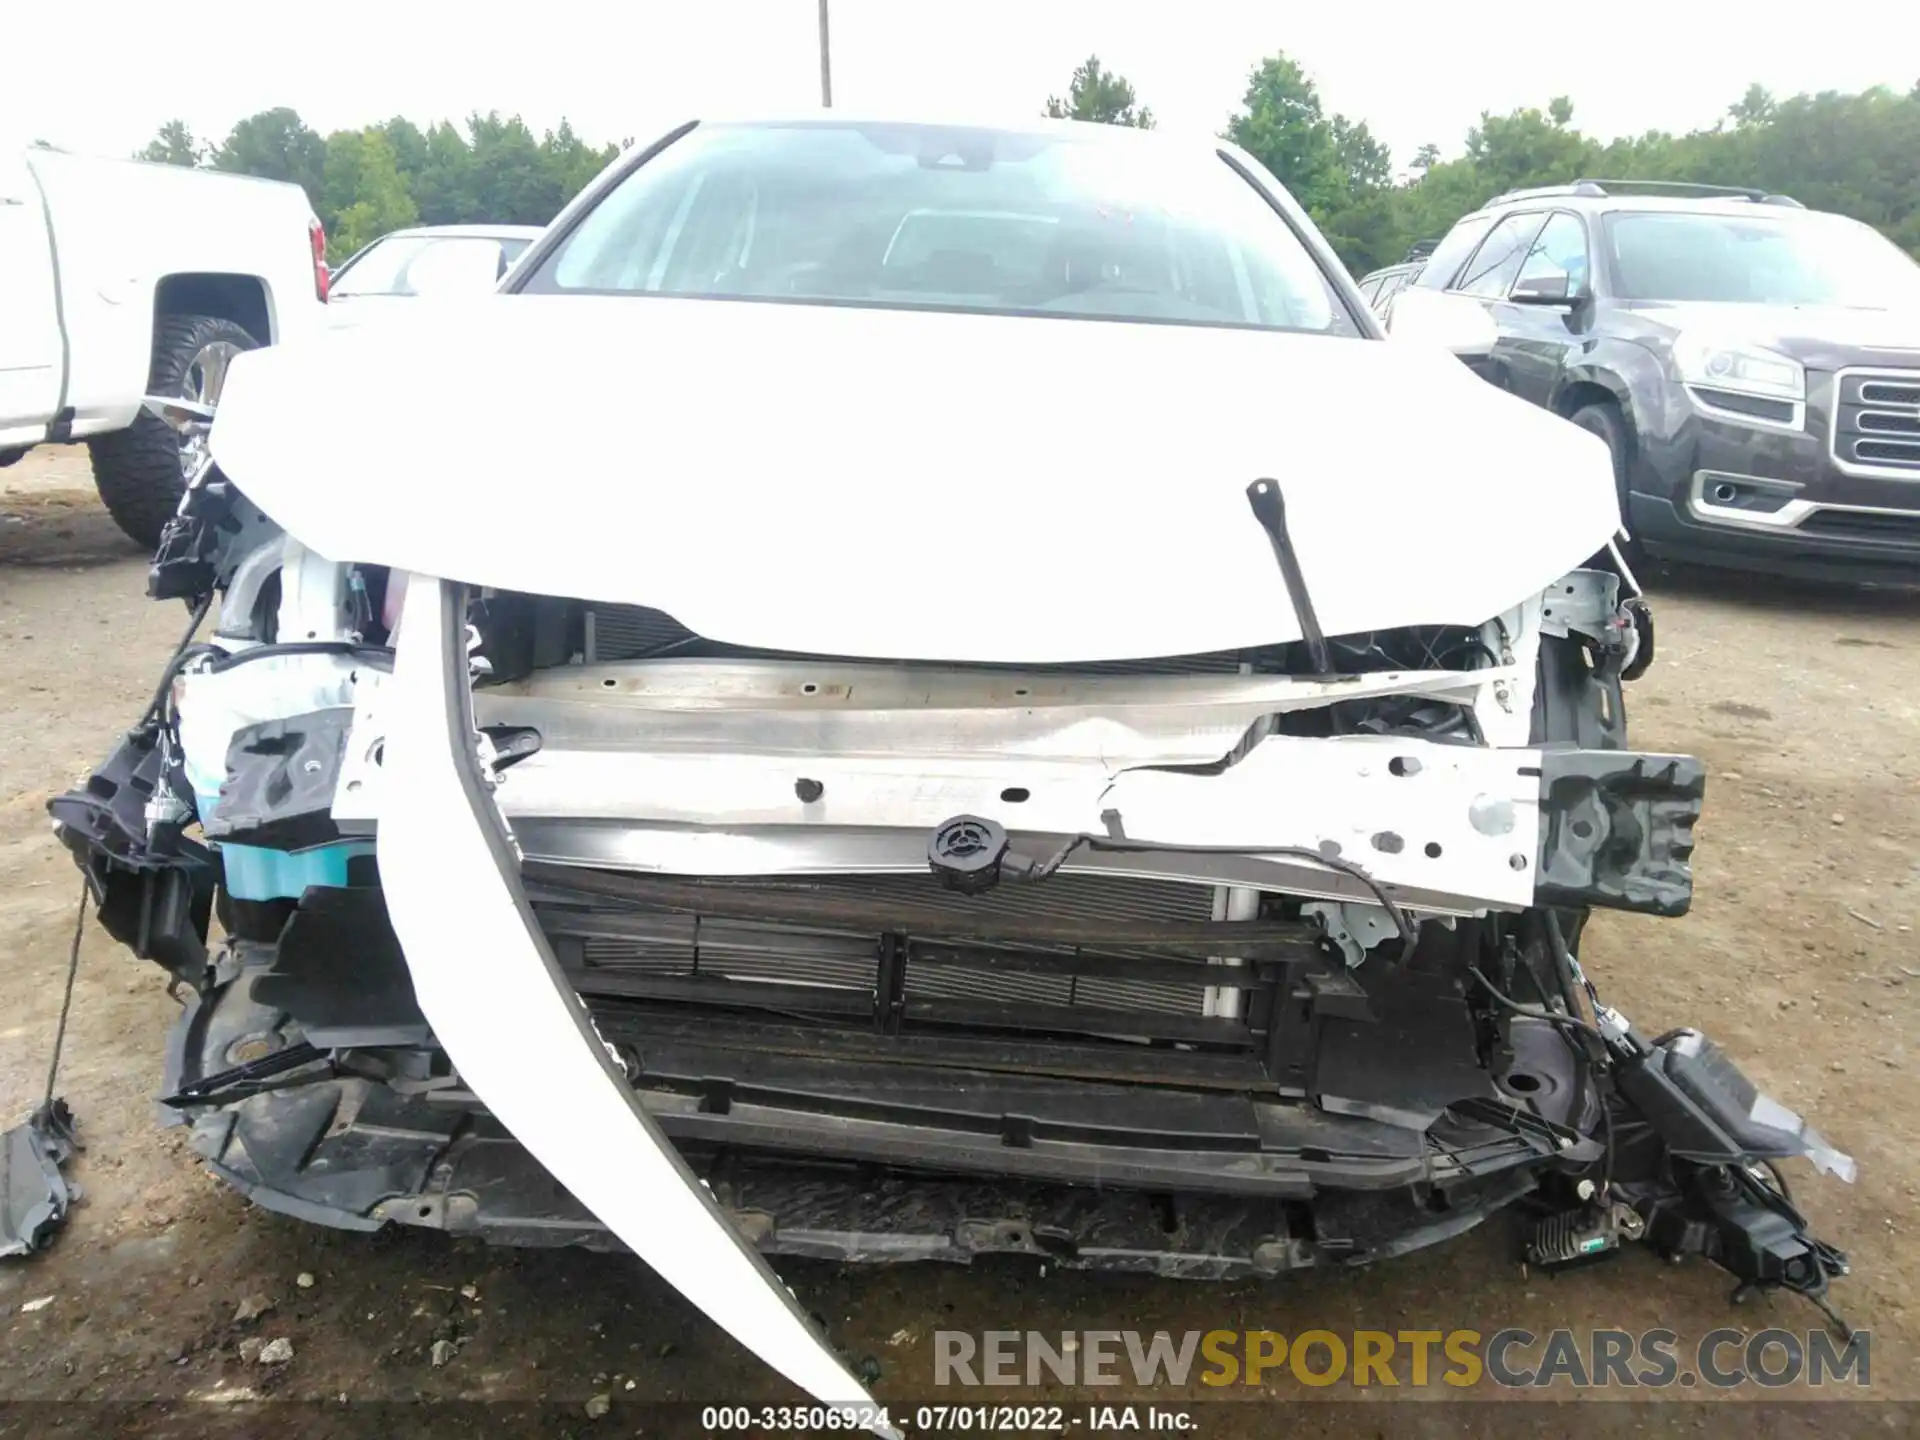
<box><xmin>0</xmin><ymin>147</ymin><xmax>329</xmax><ymax>547</ymax></box>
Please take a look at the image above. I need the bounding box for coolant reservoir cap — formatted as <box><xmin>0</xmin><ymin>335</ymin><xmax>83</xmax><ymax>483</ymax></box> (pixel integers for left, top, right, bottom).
<box><xmin>928</xmin><ymin>814</ymin><xmax>1009</xmax><ymax>894</ymax></box>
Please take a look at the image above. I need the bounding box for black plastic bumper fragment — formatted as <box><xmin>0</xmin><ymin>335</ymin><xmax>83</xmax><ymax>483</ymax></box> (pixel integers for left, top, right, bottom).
<box><xmin>1534</xmin><ymin>749</ymin><xmax>1704</xmax><ymax>916</ymax></box>
<box><xmin>48</xmin><ymin>725</ymin><xmax>215</xmax><ymax>987</ymax></box>
<box><xmin>147</xmin><ymin>466</ymin><xmax>267</xmax><ymax>604</ymax></box>
<box><xmin>1615</xmin><ymin>1030</ymin><xmax>1851</xmax><ymax>1174</ymax></box>
<box><xmin>188</xmin><ymin>1080</ymin><xmax>460</xmax><ymax>1233</ymax></box>
<box><xmin>253</xmin><ymin>888</ymin><xmax>431</xmax><ymax>1048</ymax></box>
<box><xmin>48</xmin><ymin>725</ymin><xmax>181</xmax><ymax>865</ymax></box>
<box><xmin>203</xmin><ymin>707</ymin><xmax>354</xmax><ymax>851</ymax></box>
<box><xmin>99</xmin><ymin>865</ymin><xmax>216</xmax><ymax>986</ymax></box>
<box><xmin>167</xmin><ymin>1048</ymin><xmax>1538</xmax><ymax>1274</ymax></box>
<box><xmin>1637</xmin><ymin>1165</ymin><xmax>1849</xmax><ymax>1301</ymax></box>
<box><xmin>415</xmin><ymin>1141</ymin><xmax>1537</xmax><ymax>1276</ymax></box>
<box><xmin>0</xmin><ymin>1101</ymin><xmax>80</xmax><ymax>1259</ymax></box>
<box><xmin>1608</xmin><ymin>1027</ymin><xmax>1852</xmax><ymax>1301</ymax></box>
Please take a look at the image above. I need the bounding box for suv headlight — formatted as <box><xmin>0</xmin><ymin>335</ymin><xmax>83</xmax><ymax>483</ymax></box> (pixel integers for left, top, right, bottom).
<box><xmin>1672</xmin><ymin>334</ymin><xmax>1805</xmax><ymax>404</ymax></box>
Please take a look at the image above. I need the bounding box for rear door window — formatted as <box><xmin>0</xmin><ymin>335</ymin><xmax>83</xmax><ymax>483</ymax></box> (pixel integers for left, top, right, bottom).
<box><xmin>1514</xmin><ymin>211</ymin><xmax>1590</xmax><ymax>295</ymax></box>
<box><xmin>1413</xmin><ymin>214</ymin><xmax>1496</xmax><ymax>290</ymax></box>
<box><xmin>1453</xmin><ymin>212</ymin><xmax>1548</xmax><ymax>298</ymax></box>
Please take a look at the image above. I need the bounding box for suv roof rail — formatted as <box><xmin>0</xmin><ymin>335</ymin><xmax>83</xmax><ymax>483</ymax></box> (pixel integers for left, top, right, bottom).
<box><xmin>1483</xmin><ymin>178</ymin><xmax>1807</xmax><ymax>209</ymax></box>
<box><xmin>1573</xmin><ymin>178</ymin><xmax>1805</xmax><ymax>207</ymax></box>
<box><xmin>1486</xmin><ymin>181</ymin><xmax>1607</xmax><ymax>206</ymax></box>
<box><xmin>1403</xmin><ymin>239</ymin><xmax>1438</xmax><ymax>262</ymax></box>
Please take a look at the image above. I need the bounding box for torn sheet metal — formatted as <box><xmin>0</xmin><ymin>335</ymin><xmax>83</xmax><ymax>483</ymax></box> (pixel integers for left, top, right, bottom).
<box><xmin>1</xmin><ymin>1101</ymin><xmax>79</xmax><ymax>1259</ymax></box>
<box><xmin>377</xmin><ymin>576</ymin><xmax>881</xmax><ymax>1425</ymax></box>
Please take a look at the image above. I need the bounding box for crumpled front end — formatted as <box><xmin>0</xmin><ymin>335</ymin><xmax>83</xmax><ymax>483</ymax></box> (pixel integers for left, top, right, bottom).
<box><xmin>49</xmin><ymin>447</ymin><xmax>1859</xmax><ymax>1412</ymax></box>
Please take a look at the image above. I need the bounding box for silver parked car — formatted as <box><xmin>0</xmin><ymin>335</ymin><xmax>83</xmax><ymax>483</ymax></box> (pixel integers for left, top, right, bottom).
<box><xmin>325</xmin><ymin>224</ymin><xmax>543</xmax><ymax>323</ymax></box>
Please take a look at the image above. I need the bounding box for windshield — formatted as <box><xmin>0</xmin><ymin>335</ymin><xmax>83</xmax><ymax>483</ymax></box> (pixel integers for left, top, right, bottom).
<box><xmin>1605</xmin><ymin>210</ymin><xmax>1920</xmax><ymax>308</ymax></box>
<box><xmin>519</xmin><ymin>121</ymin><xmax>1359</xmax><ymax>335</ymax></box>
<box><xmin>332</xmin><ymin>234</ymin><xmax>524</xmax><ymax>298</ymax></box>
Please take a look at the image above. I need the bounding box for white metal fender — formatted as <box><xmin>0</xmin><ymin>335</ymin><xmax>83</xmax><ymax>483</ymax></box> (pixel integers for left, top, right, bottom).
<box><xmin>377</xmin><ymin>575</ymin><xmax>884</xmax><ymax>1425</ymax></box>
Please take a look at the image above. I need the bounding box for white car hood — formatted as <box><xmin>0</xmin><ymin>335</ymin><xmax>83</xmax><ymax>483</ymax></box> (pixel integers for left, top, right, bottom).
<box><xmin>323</xmin><ymin>293</ymin><xmax>503</xmax><ymax>332</ymax></box>
<box><xmin>322</xmin><ymin>294</ymin><xmax>416</xmax><ymax>330</ymax></box>
<box><xmin>212</xmin><ymin>295</ymin><xmax>1618</xmax><ymax>663</ymax></box>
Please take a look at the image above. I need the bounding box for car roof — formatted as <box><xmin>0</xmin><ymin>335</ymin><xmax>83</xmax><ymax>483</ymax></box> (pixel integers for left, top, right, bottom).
<box><xmin>637</xmin><ymin>108</ymin><xmax>1233</xmax><ymax>161</ymax></box>
<box><xmin>1359</xmin><ymin>260</ymin><xmax>1421</xmax><ymax>282</ymax></box>
<box><xmin>690</xmin><ymin>105</ymin><xmax>1163</xmax><ymax>132</ymax></box>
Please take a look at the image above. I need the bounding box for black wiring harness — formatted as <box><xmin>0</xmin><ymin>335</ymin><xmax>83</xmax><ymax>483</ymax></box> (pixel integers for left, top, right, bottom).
<box><xmin>147</xmin><ymin>634</ymin><xmax>395</xmax><ymax>728</ymax></box>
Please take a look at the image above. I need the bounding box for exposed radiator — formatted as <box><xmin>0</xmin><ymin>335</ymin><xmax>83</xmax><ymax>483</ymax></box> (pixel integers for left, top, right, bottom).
<box><xmin>544</xmin><ymin>872</ymin><xmax>1231</xmax><ymax>1020</ymax></box>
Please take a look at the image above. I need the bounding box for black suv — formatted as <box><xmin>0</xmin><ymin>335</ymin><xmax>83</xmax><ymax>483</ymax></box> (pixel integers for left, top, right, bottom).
<box><xmin>1412</xmin><ymin>179</ymin><xmax>1920</xmax><ymax>579</ymax></box>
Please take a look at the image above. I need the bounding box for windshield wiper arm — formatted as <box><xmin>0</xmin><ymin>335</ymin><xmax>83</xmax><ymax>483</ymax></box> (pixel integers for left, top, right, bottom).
<box><xmin>1244</xmin><ymin>477</ymin><xmax>1330</xmax><ymax>673</ymax></box>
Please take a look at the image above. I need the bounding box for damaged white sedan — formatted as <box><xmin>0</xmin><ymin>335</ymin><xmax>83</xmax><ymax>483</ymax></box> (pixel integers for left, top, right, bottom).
<box><xmin>51</xmin><ymin>115</ymin><xmax>1854</xmax><ymax>1414</ymax></box>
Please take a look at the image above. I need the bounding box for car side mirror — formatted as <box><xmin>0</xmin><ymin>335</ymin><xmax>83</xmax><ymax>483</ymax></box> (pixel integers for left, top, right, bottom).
<box><xmin>1511</xmin><ymin>273</ymin><xmax>1577</xmax><ymax>305</ymax></box>
<box><xmin>1383</xmin><ymin>287</ymin><xmax>1498</xmax><ymax>361</ymax></box>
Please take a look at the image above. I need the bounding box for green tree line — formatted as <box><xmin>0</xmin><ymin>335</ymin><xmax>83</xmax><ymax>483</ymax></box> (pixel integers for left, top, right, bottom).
<box><xmin>139</xmin><ymin>110</ymin><xmax>622</xmax><ymax>261</ymax></box>
<box><xmin>141</xmin><ymin>54</ymin><xmax>1920</xmax><ymax>274</ymax></box>
<box><xmin>1061</xmin><ymin>53</ymin><xmax>1920</xmax><ymax>274</ymax></box>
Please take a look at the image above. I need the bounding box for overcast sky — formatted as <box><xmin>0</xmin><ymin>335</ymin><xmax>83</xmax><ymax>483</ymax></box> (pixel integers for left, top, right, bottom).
<box><xmin>4</xmin><ymin>1</ymin><xmax>1909</xmax><ymax>168</ymax></box>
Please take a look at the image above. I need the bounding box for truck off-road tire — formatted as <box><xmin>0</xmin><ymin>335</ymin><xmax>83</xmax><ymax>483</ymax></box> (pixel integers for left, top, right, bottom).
<box><xmin>1567</xmin><ymin>400</ymin><xmax>1638</xmax><ymax>560</ymax></box>
<box><xmin>87</xmin><ymin>314</ymin><xmax>259</xmax><ymax>550</ymax></box>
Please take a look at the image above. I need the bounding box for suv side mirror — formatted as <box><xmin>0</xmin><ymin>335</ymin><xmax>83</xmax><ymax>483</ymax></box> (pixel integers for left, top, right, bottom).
<box><xmin>1511</xmin><ymin>273</ymin><xmax>1576</xmax><ymax>305</ymax></box>
<box><xmin>1383</xmin><ymin>287</ymin><xmax>1498</xmax><ymax>361</ymax></box>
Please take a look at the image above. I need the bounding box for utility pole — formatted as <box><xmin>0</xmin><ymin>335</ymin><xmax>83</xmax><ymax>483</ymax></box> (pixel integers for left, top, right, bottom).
<box><xmin>817</xmin><ymin>0</ymin><xmax>833</xmax><ymax>108</ymax></box>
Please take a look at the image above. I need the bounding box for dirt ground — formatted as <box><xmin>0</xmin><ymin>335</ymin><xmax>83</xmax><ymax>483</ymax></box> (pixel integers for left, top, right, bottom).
<box><xmin>1</xmin><ymin>446</ymin><xmax>1916</xmax><ymax>1433</ymax></box>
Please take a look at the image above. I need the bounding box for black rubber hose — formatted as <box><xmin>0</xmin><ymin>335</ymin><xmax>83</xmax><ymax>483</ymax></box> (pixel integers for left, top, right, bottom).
<box><xmin>136</xmin><ymin>591</ymin><xmax>215</xmax><ymax>724</ymax></box>
<box><xmin>1467</xmin><ymin>964</ymin><xmax>1608</xmax><ymax>1043</ymax></box>
<box><xmin>1542</xmin><ymin>910</ymin><xmax>1593</xmax><ymax>1019</ymax></box>
<box><xmin>203</xmin><ymin>641</ymin><xmax>394</xmax><ymax>673</ymax></box>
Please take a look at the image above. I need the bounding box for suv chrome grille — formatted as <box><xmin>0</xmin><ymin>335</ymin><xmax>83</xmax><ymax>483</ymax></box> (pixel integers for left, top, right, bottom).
<box><xmin>1832</xmin><ymin>367</ymin><xmax>1920</xmax><ymax>476</ymax></box>
<box><xmin>1859</xmin><ymin>379</ymin><xmax>1920</xmax><ymax>407</ymax></box>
